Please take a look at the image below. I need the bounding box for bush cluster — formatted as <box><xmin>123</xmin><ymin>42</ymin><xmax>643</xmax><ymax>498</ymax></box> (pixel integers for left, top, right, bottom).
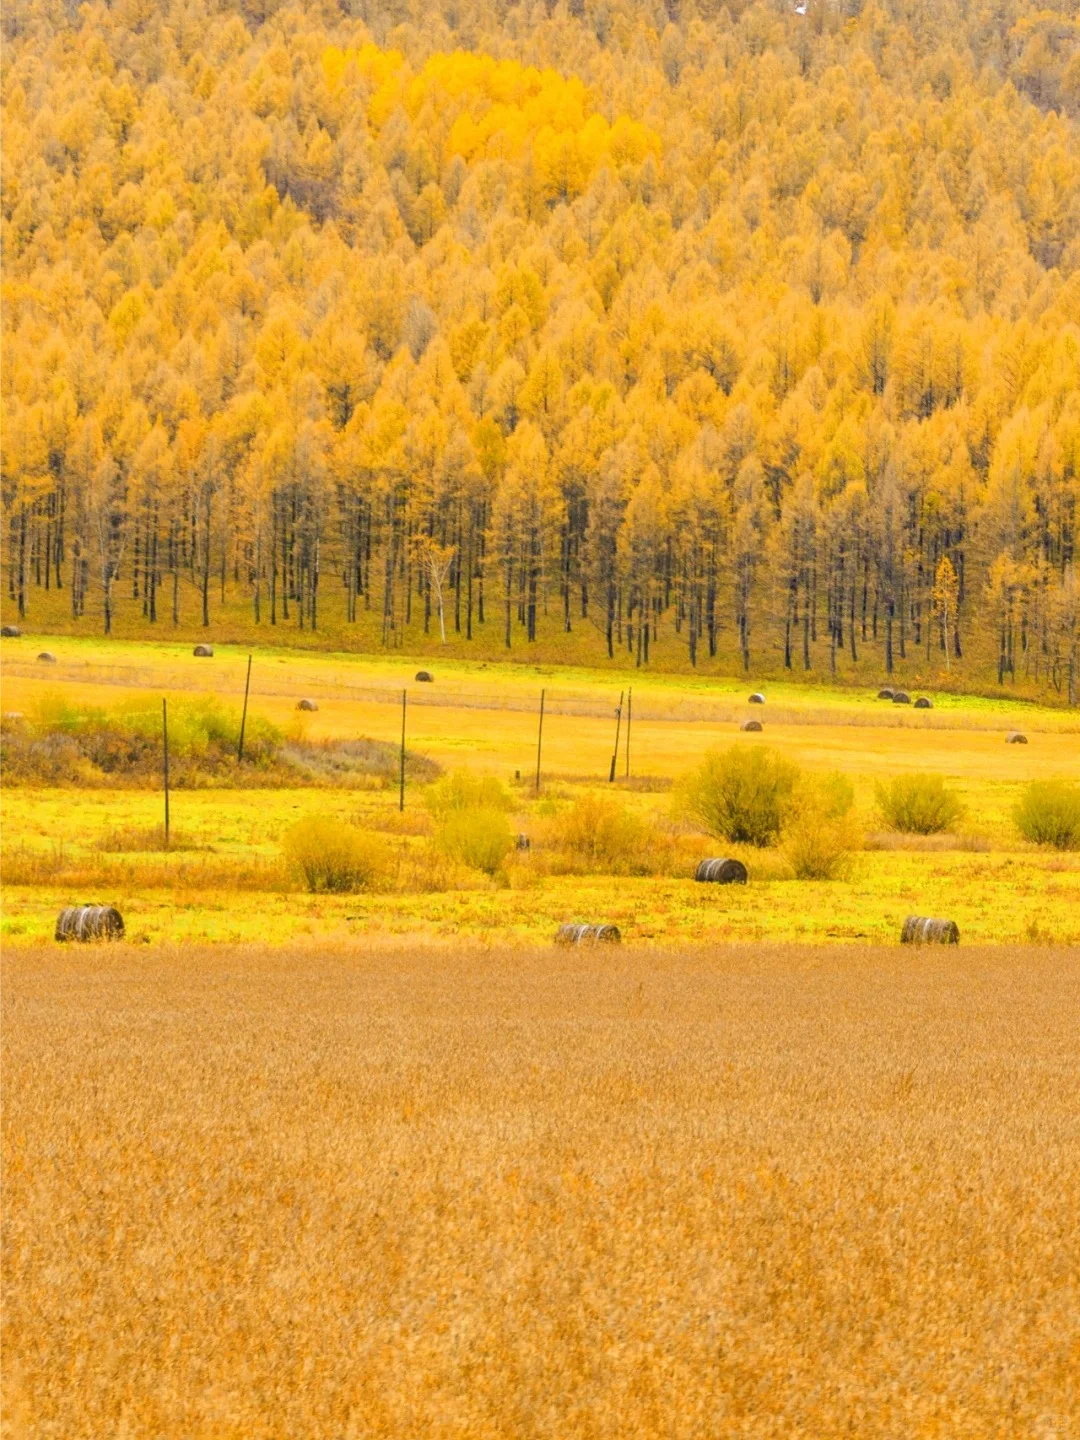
<box><xmin>875</xmin><ymin>774</ymin><xmax>964</xmax><ymax>834</ymax></box>
<box><xmin>283</xmin><ymin>817</ymin><xmax>391</xmax><ymax>893</ymax></box>
<box><xmin>1013</xmin><ymin>781</ymin><xmax>1080</xmax><ymax>850</ymax></box>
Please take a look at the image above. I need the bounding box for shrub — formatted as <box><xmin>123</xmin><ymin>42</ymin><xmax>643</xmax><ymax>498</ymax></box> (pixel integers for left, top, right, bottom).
<box><xmin>782</xmin><ymin>775</ymin><xmax>858</xmax><ymax>880</ymax></box>
<box><xmin>546</xmin><ymin>794</ymin><xmax>651</xmax><ymax>873</ymax></box>
<box><xmin>425</xmin><ymin>770</ymin><xmax>514</xmax><ymax>820</ymax></box>
<box><xmin>434</xmin><ymin>807</ymin><xmax>513</xmax><ymax>875</ymax></box>
<box><xmin>875</xmin><ymin>774</ymin><xmax>964</xmax><ymax>834</ymax></box>
<box><xmin>1013</xmin><ymin>780</ymin><xmax>1080</xmax><ymax>850</ymax></box>
<box><xmin>676</xmin><ymin>746</ymin><xmax>800</xmax><ymax>847</ymax></box>
<box><xmin>283</xmin><ymin>816</ymin><xmax>390</xmax><ymax>892</ymax></box>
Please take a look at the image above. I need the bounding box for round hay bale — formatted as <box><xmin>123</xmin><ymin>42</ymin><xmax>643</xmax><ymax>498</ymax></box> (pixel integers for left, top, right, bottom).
<box><xmin>748</xmin><ymin>692</ymin><xmax>765</xmax><ymax>704</ymax></box>
<box><xmin>1006</xmin><ymin>731</ymin><xmax>1028</xmax><ymax>744</ymax></box>
<box><xmin>37</xmin><ymin>650</ymin><xmax>57</xmax><ymax>663</ymax></box>
<box><xmin>1</xmin><ymin>625</ymin><xmax>20</xmax><ymax>637</ymax></box>
<box><xmin>3</xmin><ymin>711</ymin><xmax>24</xmax><ymax>723</ymax></box>
<box><xmin>695</xmin><ymin>858</ymin><xmax>748</xmax><ymax>885</ymax></box>
<box><xmin>900</xmin><ymin>915</ymin><xmax>959</xmax><ymax>946</ymax></box>
<box><xmin>297</xmin><ymin>698</ymin><xmax>319</xmax><ymax>711</ymax></box>
<box><xmin>913</xmin><ymin>696</ymin><xmax>933</xmax><ymax>709</ymax></box>
<box><xmin>55</xmin><ymin>905</ymin><xmax>125</xmax><ymax>943</ymax></box>
<box><xmin>892</xmin><ymin>690</ymin><xmax>911</xmax><ymax>704</ymax></box>
<box><xmin>515</xmin><ymin>834</ymin><xmax>531</xmax><ymax>851</ymax></box>
<box><xmin>193</xmin><ymin>644</ymin><xmax>214</xmax><ymax>657</ymax></box>
<box><xmin>554</xmin><ymin>923</ymin><xmax>621</xmax><ymax>945</ymax></box>
<box><xmin>877</xmin><ymin>687</ymin><xmax>895</xmax><ymax>699</ymax></box>
<box><xmin>740</xmin><ymin>718</ymin><xmax>763</xmax><ymax>732</ymax></box>
<box><xmin>415</xmin><ymin>670</ymin><xmax>434</xmax><ymax>682</ymax></box>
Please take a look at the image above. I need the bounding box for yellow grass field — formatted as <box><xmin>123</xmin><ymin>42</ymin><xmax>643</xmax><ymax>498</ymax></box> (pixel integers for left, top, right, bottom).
<box><xmin>3</xmin><ymin>633</ymin><xmax>1080</xmax><ymax>947</ymax></box>
<box><xmin>4</xmin><ymin>940</ymin><xmax>1079</xmax><ymax>1438</ymax></box>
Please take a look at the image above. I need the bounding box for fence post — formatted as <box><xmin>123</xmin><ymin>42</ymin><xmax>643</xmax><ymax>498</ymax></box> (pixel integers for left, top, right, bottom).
<box><xmin>237</xmin><ymin>653</ymin><xmax>252</xmax><ymax>761</ymax></box>
<box><xmin>162</xmin><ymin>698</ymin><xmax>170</xmax><ymax>847</ymax></box>
<box><xmin>399</xmin><ymin>688</ymin><xmax>407</xmax><ymax>812</ymax></box>
<box><xmin>535</xmin><ymin>688</ymin><xmax>545</xmax><ymax>794</ymax></box>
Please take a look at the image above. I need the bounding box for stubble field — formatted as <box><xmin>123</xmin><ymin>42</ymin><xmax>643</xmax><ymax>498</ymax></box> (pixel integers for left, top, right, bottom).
<box><xmin>4</xmin><ymin>940</ymin><xmax>1079</xmax><ymax>1438</ymax></box>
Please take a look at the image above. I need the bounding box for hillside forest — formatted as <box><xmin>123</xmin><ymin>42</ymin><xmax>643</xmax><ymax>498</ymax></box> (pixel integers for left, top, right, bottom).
<box><xmin>2</xmin><ymin>0</ymin><xmax>1079</xmax><ymax>698</ymax></box>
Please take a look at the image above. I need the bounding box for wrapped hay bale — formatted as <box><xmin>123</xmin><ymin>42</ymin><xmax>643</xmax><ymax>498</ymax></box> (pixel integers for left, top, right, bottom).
<box><xmin>877</xmin><ymin>687</ymin><xmax>895</xmax><ymax>699</ymax></box>
<box><xmin>741</xmin><ymin>718</ymin><xmax>763</xmax><ymax>732</ymax></box>
<box><xmin>892</xmin><ymin>691</ymin><xmax>911</xmax><ymax>704</ymax></box>
<box><xmin>748</xmin><ymin>692</ymin><xmax>765</xmax><ymax>704</ymax></box>
<box><xmin>1006</xmin><ymin>732</ymin><xmax>1028</xmax><ymax>744</ymax></box>
<box><xmin>415</xmin><ymin>670</ymin><xmax>434</xmax><ymax>682</ymax></box>
<box><xmin>914</xmin><ymin>696</ymin><xmax>933</xmax><ymax>708</ymax></box>
<box><xmin>193</xmin><ymin>644</ymin><xmax>214</xmax><ymax>657</ymax></box>
<box><xmin>695</xmin><ymin>858</ymin><xmax>748</xmax><ymax>884</ymax></box>
<box><xmin>900</xmin><ymin>916</ymin><xmax>959</xmax><ymax>945</ymax></box>
<box><xmin>297</xmin><ymin>698</ymin><xmax>319</xmax><ymax>711</ymax></box>
<box><xmin>55</xmin><ymin>905</ymin><xmax>125</xmax><ymax>942</ymax></box>
<box><xmin>555</xmin><ymin>923</ymin><xmax>621</xmax><ymax>945</ymax></box>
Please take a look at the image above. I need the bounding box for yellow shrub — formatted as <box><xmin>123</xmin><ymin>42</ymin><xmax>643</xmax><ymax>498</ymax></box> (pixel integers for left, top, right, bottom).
<box><xmin>283</xmin><ymin>816</ymin><xmax>390</xmax><ymax>893</ymax></box>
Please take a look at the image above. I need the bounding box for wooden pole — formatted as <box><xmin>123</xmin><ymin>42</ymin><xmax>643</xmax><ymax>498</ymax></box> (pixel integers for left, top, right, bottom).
<box><xmin>609</xmin><ymin>690</ymin><xmax>624</xmax><ymax>782</ymax></box>
<box><xmin>399</xmin><ymin>688</ymin><xmax>407</xmax><ymax>812</ymax></box>
<box><xmin>535</xmin><ymin>688</ymin><xmax>545</xmax><ymax>794</ymax></box>
<box><xmin>625</xmin><ymin>687</ymin><xmax>632</xmax><ymax>778</ymax></box>
<box><xmin>162</xmin><ymin>698</ymin><xmax>170</xmax><ymax>848</ymax></box>
<box><xmin>237</xmin><ymin>653</ymin><xmax>252</xmax><ymax>762</ymax></box>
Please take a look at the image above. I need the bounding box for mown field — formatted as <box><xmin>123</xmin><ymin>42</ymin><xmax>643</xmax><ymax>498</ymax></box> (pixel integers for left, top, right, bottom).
<box><xmin>2</xmin><ymin>634</ymin><xmax>1079</xmax><ymax>947</ymax></box>
<box><xmin>4</xmin><ymin>940</ymin><xmax>1079</xmax><ymax>1438</ymax></box>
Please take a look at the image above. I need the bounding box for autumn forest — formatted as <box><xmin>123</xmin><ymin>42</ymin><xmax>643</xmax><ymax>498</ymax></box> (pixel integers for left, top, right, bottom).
<box><xmin>2</xmin><ymin>0</ymin><xmax>1079</xmax><ymax>697</ymax></box>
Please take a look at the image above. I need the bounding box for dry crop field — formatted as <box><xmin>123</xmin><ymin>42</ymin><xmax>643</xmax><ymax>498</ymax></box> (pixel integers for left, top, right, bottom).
<box><xmin>3</xmin><ymin>940</ymin><xmax>1079</xmax><ymax>1438</ymax></box>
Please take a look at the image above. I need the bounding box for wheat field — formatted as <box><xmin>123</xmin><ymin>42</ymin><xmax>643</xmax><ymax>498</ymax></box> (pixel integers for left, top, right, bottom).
<box><xmin>4</xmin><ymin>940</ymin><xmax>1078</xmax><ymax>1438</ymax></box>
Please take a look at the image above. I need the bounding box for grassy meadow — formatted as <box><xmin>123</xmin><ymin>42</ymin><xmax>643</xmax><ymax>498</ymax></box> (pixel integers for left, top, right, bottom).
<box><xmin>2</xmin><ymin>632</ymin><xmax>1079</xmax><ymax>947</ymax></box>
<box><xmin>5</xmin><ymin>940</ymin><xmax>1079</xmax><ymax>1437</ymax></box>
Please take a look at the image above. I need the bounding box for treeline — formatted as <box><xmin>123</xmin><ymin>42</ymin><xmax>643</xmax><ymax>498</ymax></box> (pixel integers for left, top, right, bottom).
<box><xmin>2</xmin><ymin>0</ymin><xmax>1079</xmax><ymax>698</ymax></box>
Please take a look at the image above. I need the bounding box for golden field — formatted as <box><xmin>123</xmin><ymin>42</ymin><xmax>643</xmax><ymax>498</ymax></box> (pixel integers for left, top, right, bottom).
<box><xmin>3</xmin><ymin>940</ymin><xmax>1079</xmax><ymax>1438</ymax></box>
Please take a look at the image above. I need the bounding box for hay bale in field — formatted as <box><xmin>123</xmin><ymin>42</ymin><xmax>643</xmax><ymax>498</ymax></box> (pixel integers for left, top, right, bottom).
<box><xmin>516</xmin><ymin>834</ymin><xmax>531</xmax><ymax>850</ymax></box>
<box><xmin>900</xmin><ymin>915</ymin><xmax>959</xmax><ymax>945</ymax></box>
<box><xmin>555</xmin><ymin>923</ymin><xmax>621</xmax><ymax>945</ymax></box>
<box><xmin>193</xmin><ymin>644</ymin><xmax>214</xmax><ymax>657</ymax></box>
<box><xmin>914</xmin><ymin>696</ymin><xmax>933</xmax><ymax>708</ymax></box>
<box><xmin>877</xmin><ymin>687</ymin><xmax>895</xmax><ymax>699</ymax></box>
<box><xmin>37</xmin><ymin>650</ymin><xmax>57</xmax><ymax>662</ymax></box>
<box><xmin>695</xmin><ymin>858</ymin><xmax>748</xmax><ymax>884</ymax></box>
<box><xmin>297</xmin><ymin>698</ymin><xmax>319</xmax><ymax>711</ymax></box>
<box><xmin>1</xmin><ymin>625</ymin><xmax>20</xmax><ymax>637</ymax></box>
<box><xmin>3</xmin><ymin>711</ymin><xmax>24</xmax><ymax>723</ymax></box>
<box><xmin>55</xmin><ymin>905</ymin><xmax>125</xmax><ymax>942</ymax></box>
<box><xmin>415</xmin><ymin>670</ymin><xmax>434</xmax><ymax>682</ymax></box>
<box><xmin>892</xmin><ymin>690</ymin><xmax>911</xmax><ymax>704</ymax></box>
<box><xmin>748</xmin><ymin>692</ymin><xmax>765</xmax><ymax>704</ymax></box>
<box><xmin>741</xmin><ymin>718</ymin><xmax>763</xmax><ymax>732</ymax></box>
<box><xmin>1006</xmin><ymin>731</ymin><xmax>1028</xmax><ymax>744</ymax></box>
